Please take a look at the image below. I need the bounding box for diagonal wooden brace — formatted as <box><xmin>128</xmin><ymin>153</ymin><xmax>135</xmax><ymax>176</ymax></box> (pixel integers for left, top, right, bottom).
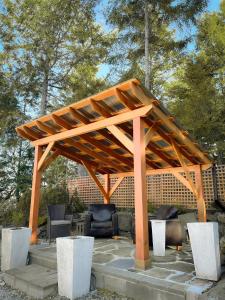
<box><xmin>82</xmin><ymin>161</ymin><xmax>108</xmax><ymax>200</ymax></box>
<box><xmin>172</xmin><ymin>142</ymin><xmax>206</xmax><ymax>222</ymax></box>
<box><xmin>38</xmin><ymin>142</ymin><xmax>55</xmax><ymax>171</ymax></box>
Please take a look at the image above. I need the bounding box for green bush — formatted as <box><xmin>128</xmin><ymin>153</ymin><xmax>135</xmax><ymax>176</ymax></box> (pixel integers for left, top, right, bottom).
<box><xmin>68</xmin><ymin>189</ymin><xmax>86</xmax><ymax>214</ymax></box>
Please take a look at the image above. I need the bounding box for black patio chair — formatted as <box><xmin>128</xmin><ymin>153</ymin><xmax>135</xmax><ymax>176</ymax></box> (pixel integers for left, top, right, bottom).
<box><xmin>47</xmin><ymin>204</ymin><xmax>73</xmax><ymax>242</ymax></box>
<box><xmin>84</xmin><ymin>204</ymin><xmax>119</xmax><ymax>238</ymax></box>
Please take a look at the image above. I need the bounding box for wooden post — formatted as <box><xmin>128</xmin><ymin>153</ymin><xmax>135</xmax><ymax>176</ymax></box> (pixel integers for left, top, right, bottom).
<box><xmin>195</xmin><ymin>165</ymin><xmax>207</xmax><ymax>222</ymax></box>
<box><xmin>133</xmin><ymin>117</ymin><xmax>150</xmax><ymax>270</ymax></box>
<box><xmin>29</xmin><ymin>145</ymin><xmax>43</xmax><ymax>244</ymax></box>
<box><xmin>104</xmin><ymin>174</ymin><xmax>110</xmax><ymax>204</ymax></box>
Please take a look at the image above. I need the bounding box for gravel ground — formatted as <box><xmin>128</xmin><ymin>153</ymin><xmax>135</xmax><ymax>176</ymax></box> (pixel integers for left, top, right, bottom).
<box><xmin>0</xmin><ymin>273</ymin><xmax>132</xmax><ymax>300</ymax></box>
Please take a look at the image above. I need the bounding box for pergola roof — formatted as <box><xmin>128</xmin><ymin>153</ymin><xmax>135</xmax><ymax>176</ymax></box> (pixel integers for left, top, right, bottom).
<box><xmin>16</xmin><ymin>78</ymin><xmax>211</xmax><ymax>174</ymax></box>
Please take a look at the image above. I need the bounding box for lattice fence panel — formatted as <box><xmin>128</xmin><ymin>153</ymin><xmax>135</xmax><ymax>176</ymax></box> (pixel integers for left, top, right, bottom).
<box><xmin>68</xmin><ymin>165</ymin><xmax>225</xmax><ymax>209</ymax></box>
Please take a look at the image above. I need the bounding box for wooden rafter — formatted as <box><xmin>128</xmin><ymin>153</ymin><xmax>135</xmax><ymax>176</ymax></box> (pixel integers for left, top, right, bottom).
<box><xmin>31</xmin><ymin>105</ymin><xmax>153</xmax><ymax>146</ymax></box>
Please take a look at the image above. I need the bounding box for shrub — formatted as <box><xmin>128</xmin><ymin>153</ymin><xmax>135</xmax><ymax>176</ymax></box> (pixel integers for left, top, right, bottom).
<box><xmin>69</xmin><ymin>189</ymin><xmax>86</xmax><ymax>214</ymax></box>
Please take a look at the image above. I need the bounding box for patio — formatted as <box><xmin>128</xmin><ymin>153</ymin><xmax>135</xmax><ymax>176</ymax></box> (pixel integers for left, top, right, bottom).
<box><xmin>3</xmin><ymin>238</ymin><xmax>216</xmax><ymax>299</ymax></box>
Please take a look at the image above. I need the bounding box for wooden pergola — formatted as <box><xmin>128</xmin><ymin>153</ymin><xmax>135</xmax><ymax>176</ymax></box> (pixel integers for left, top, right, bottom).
<box><xmin>16</xmin><ymin>78</ymin><xmax>212</xmax><ymax>269</ymax></box>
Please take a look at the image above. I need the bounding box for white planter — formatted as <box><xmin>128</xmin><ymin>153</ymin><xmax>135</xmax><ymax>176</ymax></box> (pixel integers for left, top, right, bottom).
<box><xmin>151</xmin><ymin>220</ymin><xmax>166</xmax><ymax>256</ymax></box>
<box><xmin>187</xmin><ymin>222</ymin><xmax>221</xmax><ymax>281</ymax></box>
<box><xmin>1</xmin><ymin>227</ymin><xmax>31</xmax><ymax>271</ymax></box>
<box><xmin>56</xmin><ymin>236</ymin><xmax>94</xmax><ymax>299</ymax></box>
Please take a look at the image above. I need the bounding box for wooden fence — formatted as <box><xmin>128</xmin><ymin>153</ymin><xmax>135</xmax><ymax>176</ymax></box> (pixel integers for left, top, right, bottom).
<box><xmin>68</xmin><ymin>165</ymin><xmax>225</xmax><ymax>209</ymax></box>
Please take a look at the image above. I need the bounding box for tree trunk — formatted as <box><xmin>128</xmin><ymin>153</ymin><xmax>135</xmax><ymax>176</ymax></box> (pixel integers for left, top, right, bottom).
<box><xmin>144</xmin><ymin>0</ymin><xmax>151</xmax><ymax>91</ymax></box>
<box><xmin>15</xmin><ymin>139</ymin><xmax>23</xmax><ymax>201</ymax></box>
<box><xmin>40</xmin><ymin>72</ymin><xmax>49</xmax><ymax>116</ymax></box>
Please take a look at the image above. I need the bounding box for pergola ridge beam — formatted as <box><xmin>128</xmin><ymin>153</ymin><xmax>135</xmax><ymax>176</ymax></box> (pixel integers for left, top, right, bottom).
<box><xmin>31</xmin><ymin>105</ymin><xmax>153</xmax><ymax>146</ymax></box>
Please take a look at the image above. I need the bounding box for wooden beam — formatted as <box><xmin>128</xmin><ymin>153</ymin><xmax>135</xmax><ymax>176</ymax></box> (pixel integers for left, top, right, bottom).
<box><xmin>40</xmin><ymin>150</ymin><xmax>60</xmax><ymax>172</ymax></box>
<box><xmin>104</xmin><ymin>174</ymin><xmax>110</xmax><ymax>204</ymax></box>
<box><xmin>144</xmin><ymin>124</ymin><xmax>156</xmax><ymax>148</ymax></box>
<box><xmin>29</xmin><ymin>145</ymin><xmax>43</xmax><ymax>244</ymax></box>
<box><xmin>109</xmin><ymin>176</ymin><xmax>125</xmax><ymax>198</ymax></box>
<box><xmin>90</xmin><ymin>99</ymin><xmax>111</xmax><ymax>118</ymax></box>
<box><xmin>195</xmin><ymin>165</ymin><xmax>207</xmax><ymax>222</ymax></box>
<box><xmin>37</xmin><ymin>142</ymin><xmax>55</xmax><ymax>171</ymax></box>
<box><xmin>69</xmin><ymin>107</ymin><xmax>89</xmax><ymax>124</ymax></box>
<box><xmin>109</xmin><ymin>164</ymin><xmax>212</xmax><ymax>178</ymax></box>
<box><xmin>16</xmin><ymin>78</ymin><xmax>140</xmax><ymax>131</ymax></box>
<box><xmin>144</xmin><ymin>118</ymin><xmax>196</xmax><ymax>165</ymax></box>
<box><xmin>82</xmin><ymin>161</ymin><xmax>108</xmax><ymax>199</ymax></box>
<box><xmin>153</xmin><ymin>105</ymin><xmax>211</xmax><ymax>164</ymax></box>
<box><xmin>80</xmin><ymin>134</ymin><xmax>133</xmax><ymax>167</ymax></box>
<box><xmin>36</xmin><ymin>120</ymin><xmax>56</xmax><ymax>135</ymax></box>
<box><xmin>172</xmin><ymin>142</ymin><xmax>207</xmax><ymax>222</ymax></box>
<box><xmin>114</xmin><ymin>88</ymin><xmax>136</xmax><ymax>110</ymax></box>
<box><xmin>172</xmin><ymin>142</ymin><xmax>198</xmax><ymax>196</ymax></box>
<box><xmin>170</xmin><ymin>170</ymin><xmax>193</xmax><ymax>193</ymax></box>
<box><xmin>133</xmin><ymin>116</ymin><xmax>150</xmax><ymax>270</ymax></box>
<box><xmin>107</xmin><ymin>125</ymin><xmax>134</xmax><ymax>154</ymax></box>
<box><xmin>130</xmin><ymin>81</ymin><xmax>153</xmax><ymax>105</ymax></box>
<box><xmin>32</xmin><ymin>105</ymin><xmax>153</xmax><ymax>146</ymax></box>
<box><xmin>50</xmin><ymin>114</ymin><xmax>126</xmax><ymax>172</ymax></box>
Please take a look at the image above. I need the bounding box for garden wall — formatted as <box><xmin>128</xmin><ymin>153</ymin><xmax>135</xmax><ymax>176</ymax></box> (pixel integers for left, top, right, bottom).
<box><xmin>68</xmin><ymin>165</ymin><xmax>225</xmax><ymax>209</ymax></box>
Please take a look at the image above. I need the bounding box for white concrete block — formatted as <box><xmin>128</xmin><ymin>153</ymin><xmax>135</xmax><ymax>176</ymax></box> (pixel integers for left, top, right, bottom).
<box><xmin>56</xmin><ymin>236</ymin><xmax>94</xmax><ymax>299</ymax></box>
<box><xmin>1</xmin><ymin>227</ymin><xmax>31</xmax><ymax>271</ymax></box>
<box><xmin>150</xmin><ymin>220</ymin><xmax>166</xmax><ymax>256</ymax></box>
<box><xmin>187</xmin><ymin>222</ymin><xmax>221</xmax><ymax>281</ymax></box>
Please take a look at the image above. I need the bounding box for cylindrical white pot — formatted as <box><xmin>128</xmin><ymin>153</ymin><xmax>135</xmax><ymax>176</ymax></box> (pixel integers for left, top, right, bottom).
<box><xmin>151</xmin><ymin>220</ymin><xmax>166</xmax><ymax>256</ymax></box>
<box><xmin>187</xmin><ymin>222</ymin><xmax>221</xmax><ymax>281</ymax></box>
<box><xmin>1</xmin><ymin>227</ymin><xmax>31</xmax><ymax>271</ymax></box>
<box><xmin>56</xmin><ymin>236</ymin><xmax>94</xmax><ymax>299</ymax></box>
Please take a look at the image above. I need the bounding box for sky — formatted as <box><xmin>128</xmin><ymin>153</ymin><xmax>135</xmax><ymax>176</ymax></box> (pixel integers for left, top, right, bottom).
<box><xmin>96</xmin><ymin>0</ymin><xmax>221</xmax><ymax>78</ymax></box>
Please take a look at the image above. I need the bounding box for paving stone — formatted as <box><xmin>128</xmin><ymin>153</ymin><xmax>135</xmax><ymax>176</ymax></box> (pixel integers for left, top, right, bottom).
<box><xmin>151</xmin><ymin>254</ymin><xmax>177</xmax><ymax>263</ymax></box>
<box><xmin>143</xmin><ymin>267</ymin><xmax>177</xmax><ymax>279</ymax></box>
<box><xmin>93</xmin><ymin>253</ymin><xmax>114</xmax><ymax>264</ymax></box>
<box><xmin>189</xmin><ymin>278</ymin><xmax>213</xmax><ymax>287</ymax></box>
<box><xmin>153</xmin><ymin>262</ymin><xmax>195</xmax><ymax>273</ymax></box>
<box><xmin>94</xmin><ymin>244</ymin><xmax>117</xmax><ymax>252</ymax></box>
<box><xmin>109</xmin><ymin>247</ymin><xmax>134</xmax><ymax>257</ymax></box>
<box><xmin>170</xmin><ymin>273</ymin><xmax>194</xmax><ymax>283</ymax></box>
<box><xmin>107</xmin><ymin>258</ymin><xmax>135</xmax><ymax>269</ymax></box>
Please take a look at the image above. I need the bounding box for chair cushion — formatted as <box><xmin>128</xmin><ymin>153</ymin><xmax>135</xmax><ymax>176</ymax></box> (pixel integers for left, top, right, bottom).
<box><xmin>51</xmin><ymin>220</ymin><xmax>71</xmax><ymax>226</ymax></box>
<box><xmin>48</xmin><ymin>205</ymin><xmax>65</xmax><ymax>220</ymax></box>
<box><xmin>91</xmin><ymin>221</ymin><xmax>112</xmax><ymax>229</ymax></box>
<box><xmin>89</xmin><ymin>204</ymin><xmax>116</xmax><ymax>222</ymax></box>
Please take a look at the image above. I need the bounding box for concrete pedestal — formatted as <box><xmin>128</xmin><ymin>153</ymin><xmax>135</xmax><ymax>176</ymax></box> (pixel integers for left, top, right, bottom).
<box><xmin>56</xmin><ymin>236</ymin><xmax>94</xmax><ymax>299</ymax></box>
<box><xmin>1</xmin><ymin>227</ymin><xmax>31</xmax><ymax>271</ymax></box>
<box><xmin>151</xmin><ymin>220</ymin><xmax>166</xmax><ymax>256</ymax></box>
<box><xmin>187</xmin><ymin>222</ymin><xmax>221</xmax><ymax>281</ymax></box>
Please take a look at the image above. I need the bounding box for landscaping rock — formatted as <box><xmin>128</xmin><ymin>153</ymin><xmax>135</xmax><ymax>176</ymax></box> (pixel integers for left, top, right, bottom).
<box><xmin>217</xmin><ymin>213</ymin><xmax>225</xmax><ymax>224</ymax></box>
<box><xmin>220</xmin><ymin>236</ymin><xmax>225</xmax><ymax>252</ymax></box>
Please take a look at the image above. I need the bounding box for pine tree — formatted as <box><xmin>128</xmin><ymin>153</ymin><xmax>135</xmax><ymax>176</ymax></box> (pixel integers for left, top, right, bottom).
<box><xmin>106</xmin><ymin>0</ymin><xmax>207</xmax><ymax>96</ymax></box>
<box><xmin>166</xmin><ymin>1</ymin><xmax>225</xmax><ymax>162</ymax></box>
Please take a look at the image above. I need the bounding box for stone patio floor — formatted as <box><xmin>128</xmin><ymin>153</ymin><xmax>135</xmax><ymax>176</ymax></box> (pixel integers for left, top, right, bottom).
<box><xmin>30</xmin><ymin>237</ymin><xmax>220</xmax><ymax>298</ymax></box>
